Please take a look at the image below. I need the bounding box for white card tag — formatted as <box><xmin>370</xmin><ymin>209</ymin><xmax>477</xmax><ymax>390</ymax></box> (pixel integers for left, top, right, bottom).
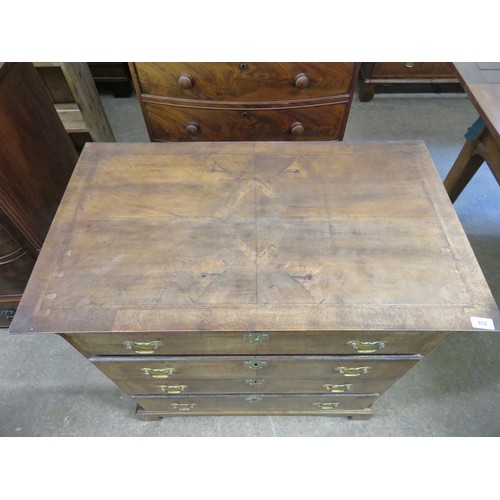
<box><xmin>470</xmin><ymin>317</ymin><xmax>495</xmax><ymax>330</ymax></box>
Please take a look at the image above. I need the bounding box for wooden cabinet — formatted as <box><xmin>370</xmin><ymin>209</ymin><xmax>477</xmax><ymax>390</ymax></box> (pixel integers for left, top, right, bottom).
<box><xmin>359</xmin><ymin>62</ymin><xmax>459</xmax><ymax>101</ymax></box>
<box><xmin>0</xmin><ymin>63</ymin><xmax>78</xmax><ymax>325</ymax></box>
<box><xmin>130</xmin><ymin>62</ymin><xmax>359</xmax><ymax>141</ymax></box>
<box><xmin>34</xmin><ymin>62</ymin><xmax>115</xmax><ymax>153</ymax></box>
<box><xmin>10</xmin><ymin>141</ymin><xmax>499</xmax><ymax>419</ymax></box>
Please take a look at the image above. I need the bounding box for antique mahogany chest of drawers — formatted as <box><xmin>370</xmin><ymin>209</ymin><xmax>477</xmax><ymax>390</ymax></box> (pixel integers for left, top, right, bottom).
<box><xmin>129</xmin><ymin>63</ymin><xmax>359</xmax><ymax>142</ymax></box>
<box><xmin>10</xmin><ymin>141</ymin><xmax>499</xmax><ymax>419</ymax></box>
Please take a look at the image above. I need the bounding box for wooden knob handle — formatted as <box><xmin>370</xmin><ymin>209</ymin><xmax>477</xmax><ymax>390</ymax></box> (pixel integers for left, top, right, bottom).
<box><xmin>294</xmin><ymin>73</ymin><xmax>310</xmax><ymax>88</ymax></box>
<box><xmin>178</xmin><ymin>73</ymin><xmax>193</xmax><ymax>89</ymax></box>
<box><xmin>186</xmin><ymin>122</ymin><xmax>200</xmax><ymax>136</ymax></box>
<box><xmin>290</xmin><ymin>122</ymin><xmax>305</xmax><ymax>136</ymax></box>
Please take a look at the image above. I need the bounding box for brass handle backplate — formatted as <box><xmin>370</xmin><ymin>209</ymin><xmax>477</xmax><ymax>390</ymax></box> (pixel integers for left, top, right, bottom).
<box><xmin>314</xmin><ymin>402</ymin><xmax>339</xmax><ymax>410</ymax></box>
<box><xmin>243</xmin><ymin>332</ymin><xmax>270</xmax><ymax>344</ymax></box>
<box><xmin>336</xmin><ymin>366</ymin><xmax>370</xmax><ymax>377</ymax></box>
<box><xmin>141</xmin><ymin>367</ymin><xmax>176</xmax><ymax>378</ymax></box>
<box><xmin>123</xmin><ymin>340</ymin><xmax>162</xmax><ymax>354</ymax></box>
<box><xmin>172</xmin><ymin>403</ymin><xmax>196</xmax><ymax>411</ymax></box>
<box><xmin>323</xmin><ymin>383</ymin><xmax>352</xmax><ymax>393</ymax></box>
<box><xmin>348</xmin><ymin>340</ymin><xmax>385</xmax><ymax>353</ymax></box>
<box><xmin>158</xmin><ymin>384</ymin><xmax>188</xmax><ymax>394</ymax></box>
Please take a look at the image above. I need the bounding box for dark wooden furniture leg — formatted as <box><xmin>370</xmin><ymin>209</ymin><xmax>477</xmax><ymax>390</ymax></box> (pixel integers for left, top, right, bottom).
<box><xmin>359</xmin><ymin>82</ymin><xmax>375</xmax><ymax>102</ymax></box>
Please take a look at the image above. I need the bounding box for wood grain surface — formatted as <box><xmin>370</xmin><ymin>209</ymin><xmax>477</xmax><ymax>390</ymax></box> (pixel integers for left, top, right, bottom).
<box><xmin>10</xmin><ymin>141</ymin><xmax>499</xmax><ymax>335</ymax></box>
<box><xmin>133</xmin><ymin>62</ymin><xmax>357</xmax><ymax>102</ymax></box>
<box><xmin>145</xmin><ymin>101</ymin><xmax>348</xmax><ymax>141</ymax></box>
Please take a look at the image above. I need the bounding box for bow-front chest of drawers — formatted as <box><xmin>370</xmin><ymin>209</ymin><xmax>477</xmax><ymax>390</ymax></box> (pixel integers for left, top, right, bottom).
<box><xmin>129</xmin><ymin>63</ymin><xmax>359</xmax><ymax>142</ymax></box>
<box><xmin>10</xmin><ymin>141</ymin><xmax>499</xmax><ymax>419</ymax></box>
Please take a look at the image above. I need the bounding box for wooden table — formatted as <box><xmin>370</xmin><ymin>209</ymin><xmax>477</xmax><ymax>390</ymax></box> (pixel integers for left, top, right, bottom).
<box><xmin>10</xmin><ymin>141</ymin><xmax>499</xmax><ymax>419</ymax></box>
<box><xmin>444</xmin><ymin>62</ymin><xmax>500</xmax><ymax>201</ymax></box>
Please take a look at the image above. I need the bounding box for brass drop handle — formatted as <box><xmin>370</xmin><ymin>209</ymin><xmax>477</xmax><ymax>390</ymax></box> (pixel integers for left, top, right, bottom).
<box><xmin>336</xmin><ymin>366</ymin><xmax>370</xmax><ymax>377</ymax></box>
<box><xmin>141</xmin><ymin>367</ymin><xmax>176</xmax><ymax>378</ymax></box>
<box><xmin>348</xmin><ymin>340</ymin><xmax>385</xmax><ymax>353</ymax></box>
<box><xmin>186</xmin><ymin>122</ymin><xmax>200</xmax><ymax>136</ymax></box>
<box><xmin>290</xmin><ymin>122</ymin><xmax>305</xmax><ymax>136</ymax></box>
<box><xmin>323</xmin><ymin>383</ymin><xmax>352</xmax><ymax>393</ymax></box>
<box><xmin>158</xmin><ymin>384</ymin><xmax>188</xmax><ymax>394</ymax></box>
<box><xmin>123</xmin><ymin>340</ymin><xmax>161</xmax><ymax>354</ymax></box>
<box><xmin>404</xmin><ymin>62</ymin><xmax>415</xmax><ymax>68</ymax></box>
<box><xmin>178</xmin><ymin>73</ymin><xmax>193</xmax><ymax>89</ymax></box>
<box><xmin>314</xmin><ymin>402</ymin><xmax>339</xmax><ymax>410</ymax></box>
<box><xmin>172</xmin><ymin>403</ymin><xmax>196</xmax><ymax>411</ymax></box>
<box><xmin>294</xmin><ymin>73</ymin><xmax>310</xmax><ymax>88</ymax></box>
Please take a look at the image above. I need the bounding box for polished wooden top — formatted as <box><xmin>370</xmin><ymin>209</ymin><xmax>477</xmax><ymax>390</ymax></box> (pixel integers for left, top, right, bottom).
<box><xmin>10</xmin><ymin>141</ymin><xmax>499</xmax><ymax>334</ymax></box>
<box><xmin>453</xmin><ymin>62</ymin><xmax>500</xmax><ymax>143</ymax></box>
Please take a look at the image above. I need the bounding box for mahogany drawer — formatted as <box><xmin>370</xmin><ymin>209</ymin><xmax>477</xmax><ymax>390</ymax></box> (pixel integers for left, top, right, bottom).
<box><xmin>133</xmin><ymin>62</ymin><xmax>357</xmax><ymax>102</ymax></box>
<box><xmin>144</xmin><ymin>101</ymin><xmax>349</xmax><ymax>141</ymax></box>
<box><xmin>110</xmin><ymin>376</ymin><xmax>403</xmax><ymax>396</ymax></box>
<box><xmin>133</xmin><ymin>393</ymin><xmax>377</xmax><ymax>414</ymax></box>
<box><xmin>91</xmin><ymin>355</ymin><xmax>421</xmax><ymax>381</ymax></box>
<box><xmin>64</xmin><ymin>331</ymin><xmax>448</xmax><ymax>357</ymax></box>
<box><xmin>370</xmin><ymin>62</ymin><xmax>455</xmax><ymax>79</ymax></box>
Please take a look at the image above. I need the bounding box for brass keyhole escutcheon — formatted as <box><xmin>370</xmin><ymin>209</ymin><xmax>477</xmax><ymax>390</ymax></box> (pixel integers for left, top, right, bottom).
<box><xmin>244</xmin><ymin>360</ymin><xmax>268</xmax><ymax>370</ymax></box>
<box><xmin>245</xmin><ymin>379</ymin><xmax>265</xmax><ymax>386</ymax></box>
<box><xmin>245</xmin><ymin>395</ymin><xmax>263</xmax><ymax>403</ymax></box>
<box><xmin>243</xmin><ymin>332</ymin><xmax>269</xmax><ymax>344</ymax></box>
<box><xmin>239</xmin><ymin>63</ymin><xmax>247</xmax><ymax>71</ymax></box>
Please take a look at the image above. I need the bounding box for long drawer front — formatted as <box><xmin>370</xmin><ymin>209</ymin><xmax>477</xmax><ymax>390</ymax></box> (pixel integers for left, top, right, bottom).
<box><xmin>134</xmin><ymin>62</ymin><xmax>357</xmax><ymax>101</ymax></box>
<box><xmin>110</xmin><ymin>376</ymin><xmax>404</xmax><ymax>396</ymax></box>
<box><xmin>369</xmin><ymin>62</ymin><xmax>456</xmax><ymax>79</ymax></box>
<box><xmin>66</xmin><ymin>331</ymin><xmax>447</xmax><ymax>357</ymax></box>
<box><xmin>144</xmin><ymin>101</ymin><xmax>349</xmax><ymax>141</ymax></box>
<box><xmin>91</xmin><ymin>355</ymin><xmax>421</xmax><ymax>383</ymax></box>
<box><xmin>133</xmin><ymin>393</ymin><xmax>378</xmax><ymax>415</ymax></box>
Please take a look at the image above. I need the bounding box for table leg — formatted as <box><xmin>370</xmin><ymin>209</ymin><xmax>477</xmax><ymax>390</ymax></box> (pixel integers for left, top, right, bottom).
<box><xmin>444</xmin><ymin>136</ymin><xmax>485</xmax><ymax>203</ymax></box>
<box><xmin>445</xmin><ymin>125</ymin><xmax>500</xmax><ymax>202</ymax></box>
